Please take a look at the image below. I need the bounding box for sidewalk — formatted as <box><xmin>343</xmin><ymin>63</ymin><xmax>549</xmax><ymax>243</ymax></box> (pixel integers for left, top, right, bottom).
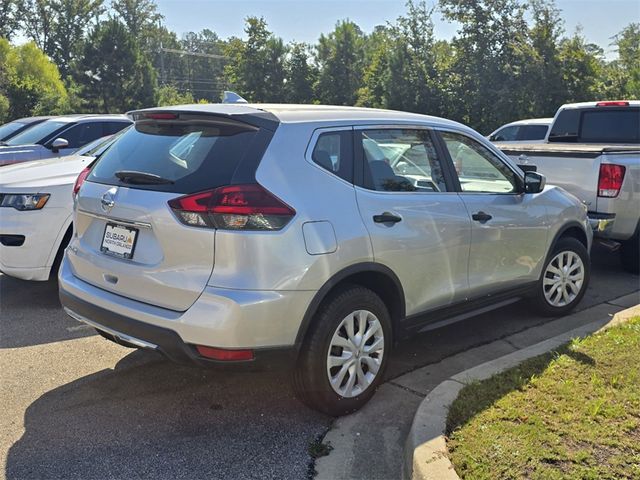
<box><xmin>315</xmin><ymin>291</ymin><xmax>640</xmax><ymax>480</ymax></box>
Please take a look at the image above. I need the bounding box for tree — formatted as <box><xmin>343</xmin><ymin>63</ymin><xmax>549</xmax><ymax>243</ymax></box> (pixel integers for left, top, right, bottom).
<box><xmin>156</xmin><ymin>85</ymin><xmax>194</xmax><ymax>106</ymax></box>
<box><xmin>110</xmin><ymin>0</ymin><xmax>162</xmax><ymax>37</ymax></box>
<box><xmin>284</xmin><ymin>42</ymin><xmax>317</xmax><ymax>103</ymax></box>
<box><xmin>0</xmin><ymin>0</ymin><xmax>23</xmax><ymax>40</ymax></box>
<box><xmin>315</xmin><ymin>20</ymin><xmax>365</xmax><ymax>105</ymax></box>
<box><xmin>558</xmin><ymin>29</ymin><xmax>603</xmax><ymax>103</ymax></box>
<box><xmin>439</xmin><ymin>0</ymin><xmax>530</xmax><ymax>132</ymax></box>
<box><xmin>0</xmin><ymin>38</ymin><xmax>68</xmax><ymax>119</ymax></box>
<box><xmin>608</xmin><ymin>23</ymin><xmax>640</xmax><ymax>98</ymax></box>
<box><xmin>177</xmin><ymin>29</ymin><xmax>228</xmax><ymax>102</ymax></box>
<box><xmin>76</xmin><ymin>17</ymin><xmax>157</xmax><ymax>112</ymax></box>
<box><xmin>224</xmin><ymin>17</ymin><xmax>287</xmax><ymax>102</ymax></box>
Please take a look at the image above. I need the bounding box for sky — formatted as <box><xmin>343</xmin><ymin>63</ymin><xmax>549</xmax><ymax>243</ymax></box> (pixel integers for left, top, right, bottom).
<box><xmin>155</xmin><ymin>0</ymin><xmax>639</xmax><ymax>59</ymax></box>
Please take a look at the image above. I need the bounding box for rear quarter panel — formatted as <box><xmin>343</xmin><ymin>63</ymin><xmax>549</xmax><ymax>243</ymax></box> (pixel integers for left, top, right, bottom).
<box><xmin>207</xmin><ymin>122</ymin><xmax>374</xmax><ymax>291</ymax></box>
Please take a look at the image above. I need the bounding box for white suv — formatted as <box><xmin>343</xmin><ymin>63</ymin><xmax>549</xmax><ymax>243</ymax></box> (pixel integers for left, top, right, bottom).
<box><xmin>59</xmin><ymin>104</ymin><xmax>592</xmax><ymax>415</ymax></box>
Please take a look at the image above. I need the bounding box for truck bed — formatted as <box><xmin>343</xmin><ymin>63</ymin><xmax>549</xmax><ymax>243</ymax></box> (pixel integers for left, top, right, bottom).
<box><xmin>495</xmin><ymin>142</ymin><xmax>640</xmax><ymax>157</ymax></box>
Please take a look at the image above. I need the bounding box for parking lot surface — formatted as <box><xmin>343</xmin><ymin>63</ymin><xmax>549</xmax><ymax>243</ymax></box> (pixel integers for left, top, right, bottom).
<box><xmin>1</xmin><ymin>244</ymin><xmax>638</xmax><ymax>479</ymax></box>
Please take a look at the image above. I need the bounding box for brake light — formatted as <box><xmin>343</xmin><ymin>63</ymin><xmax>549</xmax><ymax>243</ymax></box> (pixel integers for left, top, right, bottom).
<box><xmin>196</xmin><ymin>345</ymin><xmax>254</xmax><ymax>361</ymax></box>
<box><xmin>73</xmin><ymin>166</ymin><xmax>92</xmax><ymax>198</ymax></box>
<box><xmin>598</xmin><ymin>164</ymin><xmax>625</xmax><ymax>197</ymax></box>
<box><xmin>168</xmin><ymin>184</ymin><xmax>295</xmax><ymax>230</ymax></box>
<box><xmin>143</xmin><ymin>112</ymin><xmax>179</xmax><ymax>120</ymax></box>
<box><xmin>596</xmin><ymin>101</ymin><xmax>629</xmax><ymax>107</ymax></box>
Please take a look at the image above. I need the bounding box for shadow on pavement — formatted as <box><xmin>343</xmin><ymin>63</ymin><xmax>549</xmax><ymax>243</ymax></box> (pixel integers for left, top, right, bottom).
<box><xmin>5</xmin><ymin>349</ymin><xmax>329</xmax><ymax>480</ymax></box>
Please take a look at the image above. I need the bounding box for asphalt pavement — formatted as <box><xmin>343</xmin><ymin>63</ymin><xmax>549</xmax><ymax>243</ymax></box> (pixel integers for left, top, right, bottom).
<box><xmin>1</xmin><ymin>243</ymin><xmax>638</xmax><ymax>480</ymax></box>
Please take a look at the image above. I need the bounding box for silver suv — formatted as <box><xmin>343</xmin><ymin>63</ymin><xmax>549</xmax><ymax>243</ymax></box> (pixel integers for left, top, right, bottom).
<box><xmin>59</xmin><ymin>104</ymin><xmax>592</xmax><ymax>415</ymax></box>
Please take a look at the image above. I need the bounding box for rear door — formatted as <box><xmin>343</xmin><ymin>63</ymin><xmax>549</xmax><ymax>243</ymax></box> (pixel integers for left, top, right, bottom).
<box><xmin>354</xmin><ymin>126</ymin><xmax>471</xmax><ymax>316</ymax></box>
<box><xmin>437</xmin><ymin>130</ymin><xmax>549</xmax><ymax>296</ymax></box>
<box><xmin>67</xmin><ymin>113</ymin><xmax>268</xmax><ymax>311</ymax></box>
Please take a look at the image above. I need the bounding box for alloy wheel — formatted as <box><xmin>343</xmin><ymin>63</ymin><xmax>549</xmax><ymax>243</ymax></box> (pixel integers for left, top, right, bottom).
<box><xmin>543</xmin><ymin>251</ymin><xmax>585</xmax><ymax>307</ymax></box>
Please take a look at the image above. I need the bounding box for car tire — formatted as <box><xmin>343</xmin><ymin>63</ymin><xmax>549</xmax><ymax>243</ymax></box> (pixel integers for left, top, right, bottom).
<box><xmin>531</xmin><ymin>237</ymin><xmax>590</xmax><ymax>317</ymax></box>
<box><xmin>293</xmin><ymin>285</ymin><xmax>392</xmax><ymax>416</ymax></box>
<box><xmin>620</xmin><ymin>227</ymin><xmax>639</xmax><ymax>274</ymax></box>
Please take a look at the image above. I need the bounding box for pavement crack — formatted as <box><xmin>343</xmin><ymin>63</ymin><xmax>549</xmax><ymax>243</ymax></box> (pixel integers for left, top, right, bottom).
<box><xmin>502</xmin><ymin>338</ymin><xmax>520</xmax><ymax>349</ymax></box>
<box><xmin>387</xmin><ymin>381</ymin><xmax>425</xmax><ymax>398</ymax></box>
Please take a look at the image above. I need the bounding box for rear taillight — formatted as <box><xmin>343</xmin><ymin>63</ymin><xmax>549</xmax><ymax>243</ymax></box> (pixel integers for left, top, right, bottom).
<box><xmin>598</xmin><ymin>164</ymin><xmax>626</xmax><ymax>197</ymax></box>
<box><xmin>73</xmin><ymin>166</ymin><xmax>92</xmax><ymax>198</ymax></box>
<box><xmin>168</xmin><ymin>184</ymin><xmax>296</xmax><ymax>230</ymax></box>
<box><xmin>596</xmin><ymin>101</ymin><xmax>629</xmax><ymax>107</ymax></box>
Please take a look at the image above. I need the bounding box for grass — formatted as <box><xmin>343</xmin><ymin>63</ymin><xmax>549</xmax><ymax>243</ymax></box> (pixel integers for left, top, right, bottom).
<box><xmin>446</xmin><ymin>317</ymin><xmax>640</xmax><ymax>480</ymax></box>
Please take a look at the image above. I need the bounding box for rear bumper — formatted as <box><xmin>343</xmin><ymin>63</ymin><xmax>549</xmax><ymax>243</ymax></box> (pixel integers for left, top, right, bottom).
<box><xmin>588</xmin><ymin>212</ymin><xmax>616</xmax><ymax>236</ymax></box>
<box><xmin>58</xmin><ymin>257</ymin><xmax>313</xmax><ymax>365</ymax></box>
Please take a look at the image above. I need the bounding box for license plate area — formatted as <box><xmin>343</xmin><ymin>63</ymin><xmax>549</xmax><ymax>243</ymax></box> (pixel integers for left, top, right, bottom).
<box><xmin>101</xmin><ymin>223</ymin><xmax>139</xmax><ymax>259</ymax></box>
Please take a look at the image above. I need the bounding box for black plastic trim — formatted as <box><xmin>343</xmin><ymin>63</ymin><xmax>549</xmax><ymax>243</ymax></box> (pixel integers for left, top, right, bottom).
<box><xmin>294</xmin><ymin>262</ymin><xmax>406</xmax><ymax>348</ymax></box>
<box><xmin>0</xmin><ymin>234</ymin><xmax>25</xmax><ymax>246</ymax></box>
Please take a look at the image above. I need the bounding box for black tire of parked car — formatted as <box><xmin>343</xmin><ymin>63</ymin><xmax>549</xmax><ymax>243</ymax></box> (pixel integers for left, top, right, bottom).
<box><xmin>293</xmin><ymin>285</ymin><xmax>392</xmax><ymax>416</ymax></box>
<box><xmin>620</xmin><ymin>225</ymin><xmax>639</xmax><ymax>274</ymax></box>
<box><xmin>531</xmin><ymin>237</ymin><xmax>591</xmax><ymax>317</ymax></box>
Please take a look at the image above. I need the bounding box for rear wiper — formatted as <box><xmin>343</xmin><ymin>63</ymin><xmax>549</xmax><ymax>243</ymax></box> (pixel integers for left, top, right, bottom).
<box><xmin>114</xmin><ymin>170</ymin><xmax>174</xmax><ymax>185</ymax></box>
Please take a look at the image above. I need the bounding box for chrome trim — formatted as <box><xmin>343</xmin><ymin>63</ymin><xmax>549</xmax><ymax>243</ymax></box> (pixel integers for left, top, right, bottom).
<box><xmin>77</xmin><ymin>209</ymin><xmax>152</xmax><ymax>229</ymax></box>
<box><xmin>63</xmin><ymin>306</ymin><xmax>159</xmax><ymax>350</ymax></box>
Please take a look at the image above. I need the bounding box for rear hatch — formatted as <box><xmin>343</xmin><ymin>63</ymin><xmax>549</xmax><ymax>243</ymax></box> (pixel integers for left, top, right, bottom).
<box><xmin>67</xmin><ymin>110</ymin><xmax>274</xmax><ymax>311</ymax></box>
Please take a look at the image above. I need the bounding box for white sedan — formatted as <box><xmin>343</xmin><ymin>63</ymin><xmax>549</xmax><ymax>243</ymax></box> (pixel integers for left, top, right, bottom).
<box><xmin>0</xmin><ymin>135</ymin><xmax>117</xmax><ymax>281</ymax></box>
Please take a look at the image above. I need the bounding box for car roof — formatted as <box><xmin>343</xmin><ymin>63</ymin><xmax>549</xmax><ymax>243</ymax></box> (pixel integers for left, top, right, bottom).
<box><xmin>45</xmin><ymin>114</ymin><xmax>131</xmax><ymax>124</ymax></box>
<box><xmin>559</xmin><ymin>100</ymin><xmax>640</xmax><ymax>110</ymax></box>
<box><xmin>12</xmin><ymin>116</ymin><xmax>52</xmax><ymax>124</ymax></box>
<box><xmin>130</xmin><ymin>103</ymin><xmax>467</xmax><ymax>130</ymax></box>
<box><xmin>500</xmin><ymin>118</ymin><xmax>553</xmax><ymax>128</ymax></box>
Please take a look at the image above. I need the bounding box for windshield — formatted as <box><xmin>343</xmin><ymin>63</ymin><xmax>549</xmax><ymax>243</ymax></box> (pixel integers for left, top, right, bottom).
<box><xmin>5</xmin><ymin>120</ymin><xmax>70</xmax><ymax>146</ymax></box>
<box><xmin>0</xmin><ymin>121</ymin><xmax>26</xmax><ymax>141</ymax></box>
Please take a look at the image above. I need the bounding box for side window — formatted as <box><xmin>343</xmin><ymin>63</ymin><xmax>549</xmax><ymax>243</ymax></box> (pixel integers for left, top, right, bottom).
<box><xmin>360</xmin><ymin>129</ymin><xmax>448</xmax><ymax>192</ymax></box>
<box><xmin>104</xmin><ymin>121</ymin><xmax>131</xmax><ymax>136</ymax></box>
<box><xmin>311</xmin><ymin>131</ymin><xmax>353</xmax><ymax>182</ymax></box>
<box><xmin>58</xmin><ymin>122</ymin><xmax>104</xmax><ymax>149</ymax></box>
<box><xmin>490</xmin><ymin>125</ymin><xmax>518</xmax><ymax>142</ymax></box>
<box><xmin>440</xmin><ymin>132</ymin><xmax>519</xmax><ymax>194</ymax></box>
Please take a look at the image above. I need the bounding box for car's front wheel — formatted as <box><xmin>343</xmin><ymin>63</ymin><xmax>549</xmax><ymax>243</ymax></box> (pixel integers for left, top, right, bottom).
<box><xmin>531</xmin><ymin>237</ymin><xmax>590</xmax><ymax>316</ymax></box>
<box><xmin>294</xmin><ymin>285</ymin><xmax>391</xmax><ymax>416</ymax></box>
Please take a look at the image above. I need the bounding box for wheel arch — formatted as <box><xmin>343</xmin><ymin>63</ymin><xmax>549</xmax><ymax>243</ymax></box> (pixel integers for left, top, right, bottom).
<box><xmin>294</xmin><ymin>262</ymin><xmax>406</xmax><ymax>351</ymax></box>
<box><xmin>552</xmin><ymin>221</ymin><xmax>589</xmax><ymax>251</ymax></box>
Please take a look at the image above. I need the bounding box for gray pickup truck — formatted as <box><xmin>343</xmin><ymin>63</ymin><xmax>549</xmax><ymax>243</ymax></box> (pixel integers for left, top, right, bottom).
<box><xmin>496</xmin><ymin>101</ymin><xmax>640</xmax><ymax>273</ymax></box>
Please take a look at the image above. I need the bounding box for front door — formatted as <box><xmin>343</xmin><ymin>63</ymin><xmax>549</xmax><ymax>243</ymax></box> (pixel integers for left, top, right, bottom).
<box><xmin>438</xmin><ymin>130</ymin><xmax>549</xmax><ymax>297</ymax></box>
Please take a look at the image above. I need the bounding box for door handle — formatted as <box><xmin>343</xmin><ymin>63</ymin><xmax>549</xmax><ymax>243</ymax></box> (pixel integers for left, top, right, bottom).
<box><xmin>373</xmin><ymin>212</ymin><xmax>402</xmax><ymax>224</ymax></box>
<box><xmin>472</xmin><ymin>211</ymin><xmax>492</xmax><ymax>223</ymax></box>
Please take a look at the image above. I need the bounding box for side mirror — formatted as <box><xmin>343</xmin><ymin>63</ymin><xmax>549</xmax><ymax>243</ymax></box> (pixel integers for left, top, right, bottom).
<box><xmin>50</xmin><ymin>137</ymin><xmax>69</xmax><ymax>153</ymax></box>
<box><xmin>524</xmin><ymin>171</ymin><xmax>546</xmax><ymax>194</ymax></box>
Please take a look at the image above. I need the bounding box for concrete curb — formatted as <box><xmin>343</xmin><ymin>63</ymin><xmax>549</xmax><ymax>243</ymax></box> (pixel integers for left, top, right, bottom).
<box><xmin>403</xmin><ymin>302</ymin><xmax>640</xmax><ymax>480</ymax></box>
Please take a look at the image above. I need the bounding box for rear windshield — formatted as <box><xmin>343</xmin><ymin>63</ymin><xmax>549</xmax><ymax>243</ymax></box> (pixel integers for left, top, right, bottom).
<box><xmin>88</xmin><ymin>119</ymin><xmax>261</xmax><ymax>193</ymax></box>
<box><xmin>549</xmin><ymin>107</ymin><xmax>640</xmax><ymax>143</ymax></box>
<box><xmin>5</xmin><ymin>120</ymin><xmax>70</xmax><ymax>146</ymax></box>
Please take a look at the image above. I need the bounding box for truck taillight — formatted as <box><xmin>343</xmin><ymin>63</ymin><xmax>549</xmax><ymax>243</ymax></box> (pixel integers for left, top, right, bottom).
<box><xmin>73</xmin><ymin>166</ymin><xmax>92</xmax><ymax>198</ymax></box>
<box><xmin>598</xmin><ymin>164</ymin><xmax>625</xmax><ymax>198</ymax></box>
<box><xmin>168</xmin><ymin>184</ymin><xmax>295</xmax><ymax>230</ymax></box>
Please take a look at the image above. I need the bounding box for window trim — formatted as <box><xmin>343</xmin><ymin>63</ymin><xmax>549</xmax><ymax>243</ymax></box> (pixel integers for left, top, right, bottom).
<box><xmin>304</xmin><ymin>126</ymin><xmax>355</xmax><ymax>187</ymax></box>
<box><xmin>43</xmin><ymin>121</ymin><xmax>105</xmax><ymax>149</ymax></box>
<box><xmin>434</xmin><ymin>128</ymin><xmax>525</xmax><ymax>195</ymax></box>
<box><xmin>353</xmin><ymin>124</ymin><xmax>459</xmax><ymax>194</ymax></box>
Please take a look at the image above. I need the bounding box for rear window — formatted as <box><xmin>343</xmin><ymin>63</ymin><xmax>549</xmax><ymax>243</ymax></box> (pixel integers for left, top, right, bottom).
<box><xmin>549</xmin><ymin>107</ymin><xmax>640</xmax><ymax>143</ymax></box>
<box><xmin>88</xmin><ymin>119</ymin><xmax>261</xmax><ymax>193</ymax></box>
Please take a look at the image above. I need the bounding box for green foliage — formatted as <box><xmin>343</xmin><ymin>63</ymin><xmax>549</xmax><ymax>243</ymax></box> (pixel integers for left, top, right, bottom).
<box><xmin>315</xmin><ymin>20</ymin><xmax>366</xmax><ymax>105</ymax></box>
<box><xmin>76</xmin><ymin>17</ymin><xmax>157</xmax><ymax>112</ymax></box>
<box><xmin>284</xmin><ymin>42</ymin><xmax>317</xmax><ymax>103</ymax></box>
<box><xmin>1</xmin><ymin>0</ymin><xmax>637</xmax><ymax>129</ymax></box>
<box><xmin>156</xmin><ymin>85</ymin><xmax>194</xmax><ymax>106</ymax></box>
<box><xmin>224</xmin><ymin>17</ymin><xmax>287</xmax><ymax>102</ymax></box>
<box><xmin>0</xmin><ymin>38</ymin><xmax>68</xmax><ymax>119</ymax></box>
